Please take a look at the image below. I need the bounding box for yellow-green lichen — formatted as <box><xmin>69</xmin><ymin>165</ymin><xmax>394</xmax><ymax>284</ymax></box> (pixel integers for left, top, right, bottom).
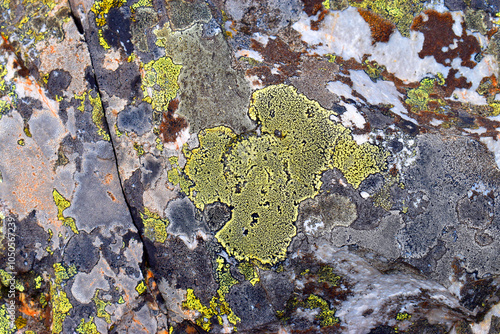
<box><xmin>167</xmin><ymin>156</ymin><xmax>193</xmax><ymax>193</ymax></box>
<box><xmin>0</xmin><ymin>270</ymin><xmax>23</xmax><ymax>292</ymax></box>
<box><xmin>14</xmin><ymin>316</ymin><xmax>26</xmax><ymax>329</ymax></box>
<box><xmin>88</xmin><ymin>91</ymin><xmax>110</xmax><ymax>141</ymax></box>
<box><xmin>133</xmin><ymin>142</ymin><xmax>145</xmax><ymax>157</ymax></box>
<box><xmin>183</xmin><ymin>288</ymin><xmax>240</xmax><ymax>332</ymax></box>
<box><xmin>17</xmin><ymin>139</ymin><xmax>25</xmax><ymax>146</ymax></box>
<box><xmin>140</xmin><ymin>208</ymin><xmax>169</xmax><ymax>243</ymax></box>
<box><xmin>0</xmin><ymin>63</ymin><xmax>17</xmax><ymax>117</ymax></box>
<box><xmin>131</xmin><ymin>0</ymin><xmax>152</xmax><ymax>13</ymax></box>
<box><xmin>304</xmin><ymin>295</ymin><xmax>339</xmax><ymax>327</ymax></box>
<box><xmin>34</xmin><ymin>275</ymin><xmax>43</xmax><ymax>289</ymax></box>
<box><xmin>141</xmin><ymin>56</ymin><xmax>182</xmax><ymax>111</ymax></box>
<box><xmin>363</xmin><ymin>60</ymin><xmax>386</xmax><ymax>82</ymax></box>
<box><xmin>48</xmin><ymin>263</ymin><xmax>76</xmax><ymax>332</ymax></box>
<box><xmin>52</xmin><ymin>189</ymin><xmax>79</xmax><ymax>234</ymax></box>
<box><xmin>117</xmin><ymin>296</ymin><xmax>125</xmax><ymax>304</ymax></box>
<box><xmin>91</xmin><ymin>0</ymin><xmax>126</xmax><ymax>49</ymax></box>
<box><xmin>237</xmin><ymin>262</ymin><xmax>260</xmax><ymax>286</ymax></box>
<box><xmin>50</xmin><ymin>283</ymin><xmax>73</xmax><ymax>334</ymax></box>
<box><xmin>135</xmin><ymin>281</ymin><xmax>147</xmax><ymax>295</ymax></box>
<box><xmin>54</xmin><ymin>263</ymin><xmax>77</xmax><ymax>285</ymax></box>
<box><xmin>396</xmin><ymin>312</ymin><xmax>411</xmax><ymax>321</ymax></box>
<box><xmin>1</xmin><ymin>0</ymin><xmax>66</xmax><ymax>54</ymax></box>
<box><xmin>0</xmin><ymin>304</ymin><xmax>14</xmax><ymax>334</ymax></box>
<box><xmin>76</xmin><ymin>316</ymin><xmax>100</xmax><ymax>334</ymax></box>
<box><xmin>317</xmin><ymin>266</ymin><xmax>341</xmax><ymax>286</ymax></box>
<box><xmin>349</xmin><ymin>0</ymin><xmax>426</xmax><ymax>37</ymax></box>
<box><xmin>114</xmin><ymin>123</ymin><xmax>125</xmax><ymax>137</ymax></box>
<box><xmin>74</xmin><ymin>91</ymin><xmax>87</xmax><ymax>112</ymax></box>
<box><xmin>215</xmin><ymin>257</ymin><xmax>239</xmax><ymax>296</ymax></box>
<box><xmin>405</xmin><ymin>75</ymin><xmax>447</xmax><ymax>114</ymax></box>
<box><xmin>180</xmin><ymin>84</ymin><xmax>387</xmax><ymax>264</ymax></box>
<box><xmin>183</xmin><ymin>257</ymin><xmax>241</xmax><ymax>331</ymax></box>
<box><xmin>92</xmin><ymin>290</ymin><xmax>111</xmax><ymax>324</ymax></box>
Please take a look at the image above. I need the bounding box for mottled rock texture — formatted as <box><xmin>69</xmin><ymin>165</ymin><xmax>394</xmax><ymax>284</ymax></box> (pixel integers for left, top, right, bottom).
<box><xmin>1</xmin><ymin>0</ymin><xmax>500</xmax><ymax>333</ymax></box>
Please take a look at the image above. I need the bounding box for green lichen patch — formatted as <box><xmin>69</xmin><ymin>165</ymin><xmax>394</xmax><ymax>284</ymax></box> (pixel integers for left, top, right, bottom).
<box><xmin>92</xmin><ymin>290</ymin><xmax>111</xmax><ymax>324</ymax></box>
<box><xmin>278</xmin><ymin>294</ymin><xmax>339</xmax><ymax>328</ymax></box>
<box><xmin>52</xmin><ymin>189</ymin><xmax>79</xmax><ymax>234</ymax></box>
<box><xmin>141</xmin><ymin>56</ymin><xmax>182</xmax><ymax>112</ymax></box>
<box><xmin>405</xmin><ymin>74</ymin><xmax>447</xmax><ymax>114</ymax></box>
<box><xmin>0</xmin><ymin>62</ymin><xmax>17</xmax><ymax>118</ymax></box>
<box><xmin>182</xmin><ymin>256</ymin><xmax>241</xmax><ymax>331</ymax></box>
<box><xmin>237</xmin><ymin>262</ymin><xmax>260</xmax><ymax>286</ymax></box>
<box><xmin>181</xmin><ymin>84</ymin><xmax>387</xmax><ymax>264</ymax></box>
<box><xmin>76</xmin><ymin>316</ymin><xmax>100</xmax><ymax>334</ymax></box>
<box><xmin>133</xmin><ymin>142</ymin><xmax>145</xmax><ymax>157</ymax></box>
<box><xmin>140</xmin><ymin>208</ymin><xmax>169</xmax><ymax>243</ymax></box>
<box><xmin>50</xmin><ymin>283</ymin><xmax>73</xmax><ymax>334</ymax></box>
<box><xmin>304</xmin><ymin>294</ymin><xmax>339</xmax><ymax>327</ymax></box>
<box><xmin>0</xmin><ymin>304</ymin><xmax>14</xmax><ymax>334</ymax></box>
<box><xmin>88</xmin><ymin>91</ymin><xmax>110</xmax><ymax>141</ymax></box>
<box><xmin>135</xmin><ymin>281</ymin><xmax>147</xmax><ymax>295</ymax></box>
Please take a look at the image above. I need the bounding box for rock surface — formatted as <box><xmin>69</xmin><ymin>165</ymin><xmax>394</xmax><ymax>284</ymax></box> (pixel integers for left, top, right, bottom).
<box><xmin>1</xmin><ymin>0</ymin><xmax>500</xmax><ymax>333</ymax></box>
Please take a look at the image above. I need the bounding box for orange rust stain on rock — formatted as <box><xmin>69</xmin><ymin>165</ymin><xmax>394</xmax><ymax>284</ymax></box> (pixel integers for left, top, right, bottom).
<box><xmin>107</xmin><ymin>191</ymin><xmax>117</xmax><ymax>202</ymax></box>
<box><xmin>246</xmin><ymin>37</ymin><xmax>302</xmax><ymax>84</ymax></box>
<box><xmin>302</xmin><ymin>0</ymin><xmax>324</xmax><ymax>16</ymax></box>
<box><xmin>159</xmin><ymin>99</ymin><xmax>189</xmax><ymax>144</ymax></box>
<box><xmin>104</xmin><ymin>173</ymin><xmax>113</xmax><ymax>185</ymax></box>
<box><xmin>411</xmin><ymin>10</ymin><xmax>480</xmax><ymax>68</ymax></box>
<box><xmin>358</xmin><ymin>9</ymin><xmax>395</xmax><ymax>44</ymax></box>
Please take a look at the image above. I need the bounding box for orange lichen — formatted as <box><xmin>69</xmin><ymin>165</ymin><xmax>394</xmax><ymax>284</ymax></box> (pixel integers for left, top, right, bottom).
<box><xmin>358</xmin><ymin>8</ymin><xmax>395</xmax><ymax>44</ymax></box>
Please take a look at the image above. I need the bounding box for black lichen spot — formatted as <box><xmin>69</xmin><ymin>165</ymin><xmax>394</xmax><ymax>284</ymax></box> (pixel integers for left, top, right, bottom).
<box><xmin>460</xmin><ymin>278</ymin><xmax>498</xmax><ymax>313</ymax></box>
<box><xmin>63</xmin><ymin>231</ymin><xmax>99</xmax><ymax>273</ymax></box>
<box><xmin>396</xmin><ymin>119</ymin><xmax>419</xmax><ymax>136</ymax></box>
<box><xmin>123</xmin><ymin>169</ymin><xmax>145</xmax><ymax>226</ymax></box>
<box><xmin>85</xmin><ymin>65</ymin><xmax>97</xmax><ymax>90</ymax></box>
<box><xmin>103</xmin><ymin>7</ymin><xmax>134</xmax><ymax>54</ymax></box>
<box><xmin>368</xmin><ymin>326</ymin><xmax>397</xmax><ymax>334</ymax></box>
<box><xmin>204</xmin><ymin>202</ymin><xmax>232</xmax><ymax>232</ymax></box>
<box><xmin>98</xmin><ymin>61</ymin><xmax>141</xmax><ymax>101</ymax></box>
<box><xmin>47</xmin><ymin>69</ymin><xmax>72</xmax><ymax>99</ymax></box>
<box><xmin>227</xmin><ymin>282</ymin><xmax>276</xmax><ymax>331</ymax></box>
<box><xmin>13</xmin><ymin>211</ymin><xmax>49</xmax><ymax>274</ymax></box>
<box><xmin>140</xmin><ymin>154</ymin><xmax>162</xmax><ymax>188</ymax></box>
<box><xmin>17</xmin><ymin>97</ymin><xmax>42</xmax><ymax>124</ymax></box>
<box><xmin>145</xmin><ymin>236</ymin><xmax>217</xmax><ymax>305</ymax></box>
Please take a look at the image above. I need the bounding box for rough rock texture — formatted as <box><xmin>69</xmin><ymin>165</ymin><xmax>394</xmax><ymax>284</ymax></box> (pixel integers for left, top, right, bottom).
<box><xmin>1</xmin><ymin>0</ymin><xmax>500</xmax><ymax>333</ymax></box>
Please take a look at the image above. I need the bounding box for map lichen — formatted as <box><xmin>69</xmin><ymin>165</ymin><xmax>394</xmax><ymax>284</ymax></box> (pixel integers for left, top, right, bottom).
<box><xmin>180</xmin><ymin>84</ymin><xmax>387</xmax><ymax>264</ymax></box>
<box><xmin>52</xmin><ymin>189</ymin><xmax>79</xmax><ymax>234</ymax></box>
<box><xmin>140</xmin><ymin>208</ymin><xmax>169</xmax><ymax>243</ymax></box>
<box><xmin>141</xmin><ymin>56</ymin><xmax>182</xmax><ymax>112</ymax></box>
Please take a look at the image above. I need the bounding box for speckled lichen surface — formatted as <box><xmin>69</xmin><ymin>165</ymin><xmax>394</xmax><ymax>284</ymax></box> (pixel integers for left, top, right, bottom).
<box><xmin>1</xmin><ymin>0</ymin><xmax>500</xmax><ymax>333</ymax></box>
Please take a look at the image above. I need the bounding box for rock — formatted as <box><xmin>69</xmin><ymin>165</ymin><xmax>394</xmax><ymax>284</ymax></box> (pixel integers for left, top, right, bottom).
<box><xmin>0</xmin><ymin>0</ymin><xmax>500</xmax><ymax>332</ymax></box>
